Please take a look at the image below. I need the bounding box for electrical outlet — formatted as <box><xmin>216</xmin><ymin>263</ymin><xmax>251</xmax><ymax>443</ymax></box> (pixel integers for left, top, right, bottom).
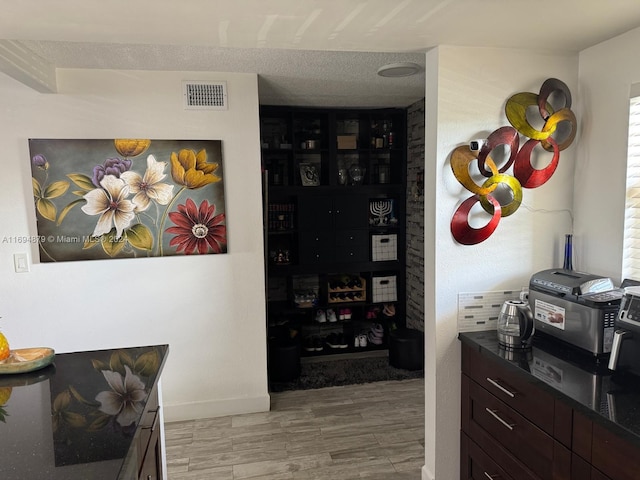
<box><xmin>14</xmin><ymin>253</ymin><xmax>29</xmax><ymax>273</ymax></box>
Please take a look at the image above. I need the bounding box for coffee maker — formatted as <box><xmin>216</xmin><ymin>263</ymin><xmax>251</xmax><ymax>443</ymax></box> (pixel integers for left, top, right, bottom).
<box><xmin>608</xmin><ymin>286</ymin><xmax>640</xmax><ymax>376</ymax></box>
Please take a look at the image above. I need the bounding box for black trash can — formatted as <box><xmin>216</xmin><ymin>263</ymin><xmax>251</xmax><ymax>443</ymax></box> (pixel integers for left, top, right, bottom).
<box><xmin>389</xmin><ymin>328</ymin><xmax>424</xmax><ymax>370</ymax></box>
<box><xmin>268</xmin><ymin>338</ymin><xmax>301</xmax><ymax>382</ymax></box>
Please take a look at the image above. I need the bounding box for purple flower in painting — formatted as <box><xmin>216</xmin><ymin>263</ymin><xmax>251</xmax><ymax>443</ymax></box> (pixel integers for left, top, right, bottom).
<box><xmin>92</xmin><ymin>157</ymin><xmax>133</xmax><ymax>187</ymax></box>
<box><xmin>32</xmin><ymin>154</ymin><xmax>49</xmax><ymax>170</ymax></box>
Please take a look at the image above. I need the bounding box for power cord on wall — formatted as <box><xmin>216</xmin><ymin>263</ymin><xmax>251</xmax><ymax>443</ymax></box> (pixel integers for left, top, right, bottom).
<box><xmin>518</xmin><ymin>201</ymin><xmax>576</xmax><ymax>267</ymax></box>
<box><xmin>517</xmin><ymin>202</ymin><xmax>574</xmax><ymax>233</ymax></box>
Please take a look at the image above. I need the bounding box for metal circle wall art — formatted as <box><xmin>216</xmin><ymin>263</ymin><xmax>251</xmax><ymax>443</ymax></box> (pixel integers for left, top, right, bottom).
<box><xmin>450</xmin><ymin>78</ymin><xmax>577</xmax><ymax>245</ymax></box>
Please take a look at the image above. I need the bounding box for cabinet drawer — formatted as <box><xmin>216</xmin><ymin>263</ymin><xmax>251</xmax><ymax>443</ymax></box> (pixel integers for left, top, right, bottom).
<box><xmin>333</xmin><ymin>249</ymin><xmax>368</xmax><ymax>263</ymax></box>
<box><xmin>591</xmin><ymin>467</ymin><xmax>612</xmax><ymax>480</ymax></box>
<box><xmin>138</xmin><ymin>384</ymin><xmax>160</xmax><ymax>463</ymax></box>
<box><xmin>139</xmin><ymin>423</ymin><xmax>161</xmax><ymax>480</ymax></box>
<box><xmin>466</xmin><ymin>374</ymin><xmax>569</xmax><ymax>480</ymax></box>
<box><xmin>334</xmin><ymin>230</ymin><xmax>368</xmax><ymax>262</ymax></box>
<box><xmin>460</xmin><ymin>412</ymin><xmax>540</xmax><ymax>480</ymax></box>
<box><xmin>571</xmin><ymin>453</ymin><xmax>591</xmax><ymax>479</ymax></box>
<box><xmin>461</xmin><ymin>432</ymin><xmax>515</xmax><ymax>480</ymax></box>
<box><xmin>300</xmin><ymin>230</ymin><xmax>333</xmax><ymax>246</ymax></box>
<box><xmin>335</xmin><ymin>229</ymin><xmax>367</xmax><ymax>246</ymax></box>
<box><xmin>591</xmin><ymin>421</ymin><xmax>640</xmax><ymax>480</ymax></box>
<box><xmin>462</xmin><ymin>343</ymin><xmax>555</xmax><ymax>435</ymax></box>
<box><xmin>299</xmin><ymin>231</ymin><xmax>333</xmax><ymax>264</ymax></box>
<box><xmin>333</xmin><ymin>196</ymin><xmax>369</xmax><ymax>229</ymax></box>
<box><xmin>297</xmin><ymin>196</ymin><xmax>334</xmax><ymax>230</ymax></box>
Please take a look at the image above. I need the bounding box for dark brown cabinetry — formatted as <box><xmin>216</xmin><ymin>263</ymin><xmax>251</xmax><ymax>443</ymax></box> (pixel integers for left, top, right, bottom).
<box><xmin>572</xmin><ymin>411</ymin><xmax>636</xmax><ymax>480</ymax></box>
<box><xmin>136</xmin><ymin>383</ymin><xmax>164</xmax><ymax>480</ymax></box>
<box><xmin>461</xmin><ymin>343</ymin><xmax>570</xmax><ymax>480</ymax></box>
<box><xmin>262</xmin><ymin>106</ymin><xmax>406</xmax><ymax>357</ymax></box>
<box><xmin>461</xmin><ymin>338</ymin><xmax>640</xmax><ymax>480</ymax></box>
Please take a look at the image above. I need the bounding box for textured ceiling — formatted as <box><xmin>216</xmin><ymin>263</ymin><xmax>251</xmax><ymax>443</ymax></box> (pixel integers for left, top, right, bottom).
<box><xmin>3</xmin><ymin>0</ymin><xmax>640</xmax><ymax>107</ymax></box>
<box><xmin>20</xmin><ymin>42</ymin><xmax>427</xmax><ymax>108</ymax></box>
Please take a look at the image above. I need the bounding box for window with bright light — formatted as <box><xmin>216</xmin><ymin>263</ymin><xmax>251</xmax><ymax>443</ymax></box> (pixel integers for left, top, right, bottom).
<box><xmin>623</xmin><ymin>90</ymin><xmax>640</xmax><ymax>280</ymax></box>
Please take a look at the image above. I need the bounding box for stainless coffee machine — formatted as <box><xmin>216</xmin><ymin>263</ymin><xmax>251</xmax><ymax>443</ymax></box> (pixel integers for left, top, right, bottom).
<box><xmin>609</xmin><ymin>286</ymin><xmax>640</xmax><ymax>376</ymax></box>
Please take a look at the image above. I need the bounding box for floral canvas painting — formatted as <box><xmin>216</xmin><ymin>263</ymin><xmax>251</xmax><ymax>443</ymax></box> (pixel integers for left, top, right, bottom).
<box><xmin>28</xmin><ymin>139</ymin><xmax>227</xmax><ymax>262</ymax></box>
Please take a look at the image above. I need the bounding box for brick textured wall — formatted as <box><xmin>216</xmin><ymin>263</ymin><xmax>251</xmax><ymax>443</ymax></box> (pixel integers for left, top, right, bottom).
<box><xmin>405</xmin><ymin>99</ymin><xmax>425</xmax><ymax>332</ymax></box>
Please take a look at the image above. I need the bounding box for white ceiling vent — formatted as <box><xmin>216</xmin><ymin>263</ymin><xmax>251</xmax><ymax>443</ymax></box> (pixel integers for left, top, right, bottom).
<box><xmin>183</xmin><ymin>81</ymin><xmax>228</xmax><ymax>110</ymax></box>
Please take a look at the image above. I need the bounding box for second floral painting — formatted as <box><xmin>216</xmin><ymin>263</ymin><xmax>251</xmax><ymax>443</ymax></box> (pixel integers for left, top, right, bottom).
<box><xmin>29</xmin><ymin>138</ymin><xmax>227</xmax><ymax>262</ymax></box>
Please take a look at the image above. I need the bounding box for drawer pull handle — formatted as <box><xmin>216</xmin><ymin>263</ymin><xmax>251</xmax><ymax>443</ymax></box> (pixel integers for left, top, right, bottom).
<box><xmin>484</xmin><ymin>473</ymin><xmax>501</xmax><ymax>479</ymax></box>
<box><xmin>486</xmin><ymin>377</ymin><xmax>516</xmax><ymax>398</ymax></box>
<box><xmin>142</xmin><ymin>406</ymin><xmax>161</xmax><ymax>432</ymax></box>
<box><xmin>485</xmin><ymin>408</ymin><xmax>515</xmax><ymax>431</ymax></box>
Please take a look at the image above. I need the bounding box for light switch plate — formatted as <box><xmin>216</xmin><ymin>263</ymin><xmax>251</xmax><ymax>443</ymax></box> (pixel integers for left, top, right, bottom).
<box><xmin>14</xmin><ymin>253</ymin><xmax>29</xmax><ymax>273</ymax></box>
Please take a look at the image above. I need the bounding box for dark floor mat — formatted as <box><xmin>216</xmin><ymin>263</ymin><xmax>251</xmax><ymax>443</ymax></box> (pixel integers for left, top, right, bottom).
<box><xmin>269</xmin><ymin>355</ymin><xmax>423</xmax><ymax>392</ymax></box>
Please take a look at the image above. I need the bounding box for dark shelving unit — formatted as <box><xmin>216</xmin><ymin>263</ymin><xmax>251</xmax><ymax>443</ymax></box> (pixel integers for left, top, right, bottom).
<box><xmin>262</xmin><ymin>105</ymin><xmax>407</xmax><ymax>359</ymax></box>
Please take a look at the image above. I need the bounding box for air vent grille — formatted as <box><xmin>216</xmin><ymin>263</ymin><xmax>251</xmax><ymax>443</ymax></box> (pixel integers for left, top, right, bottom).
<box><xmin>183</xmin><ymin>81</ymin><xmax>227</xmax><ymax>110</ymax></box>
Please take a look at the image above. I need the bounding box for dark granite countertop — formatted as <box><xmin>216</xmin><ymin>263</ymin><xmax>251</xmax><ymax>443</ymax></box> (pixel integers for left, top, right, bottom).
<box><xmin>460</xmin><ymin>331</ymin><xmax>640</xmax><ymax>448</ymax></box>
<box><xmin>0</xmin><ymin>344</ymin><xmax>168</xmax><ymax>480</ymax></box>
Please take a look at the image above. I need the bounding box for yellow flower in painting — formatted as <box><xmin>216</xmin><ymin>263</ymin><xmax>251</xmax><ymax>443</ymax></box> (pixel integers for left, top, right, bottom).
<box><xmin>170</xmin><ymin>149</ymin><xmax>221</xmax><ymax>189</ymax></box>
<box><xmin>113</xmin><ymin>139</ymin><xmax>151</xmax><ymax>158</ymax></box>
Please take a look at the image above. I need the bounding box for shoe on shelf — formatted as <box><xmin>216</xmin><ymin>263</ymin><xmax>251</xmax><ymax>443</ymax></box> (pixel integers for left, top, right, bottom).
<box><xmin>368</xmin><ymin>331</ymin><xmax>383</xmax><ymax>345</ymax></box>
<box><xmin>343</xmin><ymin>308</ymin><xmax>352</xmax><ymax>320</ymax></box>
<box><xmin>326</xmin><ymin>333</ymin><xmax>341</xmax><ymax>349</ymax></box>
<box><xmin>367</xmin><ymin>324</ymin><xmax>384</xmax><ymax>345</ymax></box>
<box><xmin>304</xmin><ymin>337</ymin><xmax>316</xmax><ymax>352</ymax></box>
<box><xmin>354</xmin><ymin>335</ymin><xmax>360</xmax><ymax>347</ymax></box>
<box><xmin>327</xmin><ymin>309</ymin><xmax>338</xmax><ymax>323</ymax></box>
<box><xmin>339</xmin><ymin>309</ymin><xmax>346</xmax><ymax>321</ymax></box>
<box><xmin>370</xmin><ymin>323</ymin><xmax>384</xmax><ymax>338</ymax></box>
<box><xmin>338</xmin><ymin>333</ymin><xmax>348</xmax><ymax>348</ymax></box>
<box><xmin>383</xmin><ymin>303</ymin><xmax>396</xmax><ymax>317</ymax></box>
<box><xmin>358</xmin><ymin>334</ymin><xmax>368</xmax><ymax>348</ymax></box>
<box><xmin>313</xmin><ymin>336</ymin><xmax>324</xmax><ymax>351</ymax></box>
<box><xmin>316</xmin><ymin>309</ymin><xmax>327</xmax><ymax>323</ymax></box>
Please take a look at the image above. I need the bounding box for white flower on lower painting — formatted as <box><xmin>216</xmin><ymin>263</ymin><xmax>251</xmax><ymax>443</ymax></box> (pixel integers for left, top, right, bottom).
<box><xmin>96</xmin><ymin>365</ymin><xmax>148</xmax><ymax>427</ymax></box>
<box><xmin>81</xmin><ymin>174</ymin><xmax>135</xmax><ymax>239</ymax></box>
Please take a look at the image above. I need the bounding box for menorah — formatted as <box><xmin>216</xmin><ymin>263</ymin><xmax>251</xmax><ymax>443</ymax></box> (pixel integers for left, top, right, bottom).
<box><xmin>370</xmin><ymin>200</ymin><xmax>393</xmax><ymax>225</ymax></box>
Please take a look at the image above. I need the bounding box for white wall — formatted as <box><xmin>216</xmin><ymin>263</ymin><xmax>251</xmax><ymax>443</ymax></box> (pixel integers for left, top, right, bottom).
<box><xmin>575</xmin><ymin>26</ymin><xmax>640</xmax><ymax>281</ymax></box>
<box><xmin>423</xmin><ymin>46</ymin><xmax>579</xmax><ymax>479</ymax></box>
<box><xmin>0</xmin><ymin>69</ymin><xmax>269</xmax><ymax>421</ymax></box>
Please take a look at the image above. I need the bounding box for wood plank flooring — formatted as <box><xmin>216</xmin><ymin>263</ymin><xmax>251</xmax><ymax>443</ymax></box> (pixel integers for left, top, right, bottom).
<box><xmin>165</xmin><ymin>378</ymin><xmax>425</xmax><ymax>479</ymax></box>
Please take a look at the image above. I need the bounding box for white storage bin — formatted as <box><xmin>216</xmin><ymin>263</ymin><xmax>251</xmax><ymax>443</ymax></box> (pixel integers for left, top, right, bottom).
<box><xmin>372</xmin><ymin>275</ymin><xmax>397</xmax><ymax>303</ymax></box>
<box><xmin>372</xmin><ymin>234</ymin><xmax>397</xmax><ymax>261</ymax></box>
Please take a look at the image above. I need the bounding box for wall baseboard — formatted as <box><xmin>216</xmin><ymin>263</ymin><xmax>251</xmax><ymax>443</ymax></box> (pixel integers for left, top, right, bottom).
<box><xmin>163</xmin><ymin>394</ymin><xmax>271</xmax><ymax>422</ymax></box>
<box><xmin>422</xmin><ymin>465</ymin><xmax>435</xmax><ymax>480</ymax></box>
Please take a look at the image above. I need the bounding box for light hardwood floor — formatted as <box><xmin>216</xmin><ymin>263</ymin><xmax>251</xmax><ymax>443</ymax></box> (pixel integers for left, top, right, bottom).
<box><xmin>165</xmin><ymin>378</ymin><xmax>425</xmax><ymax>479</ymax></box>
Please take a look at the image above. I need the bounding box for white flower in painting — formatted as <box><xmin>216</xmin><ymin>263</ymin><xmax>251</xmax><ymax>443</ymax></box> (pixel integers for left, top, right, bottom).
<box><xmin>121</xmin><ymin>154</ymin><xmax>174</xmax><ymax>212</ymax></box>
<box><xmin>81</xmin><ymin>175</ymin><xmax>135</xmax><ymax>239</ymax></box>
<box><xmin>96</xmin><ymin>365</ymin><xmax>148</xmax><ymax>427</ymax></box>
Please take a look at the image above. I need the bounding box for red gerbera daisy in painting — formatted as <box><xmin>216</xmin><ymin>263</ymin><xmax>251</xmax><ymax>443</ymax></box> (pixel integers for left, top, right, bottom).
<box><xmin>166</xmin><ymin>198</ymin><xmax>226</xmax><ymax>254</ymax></box>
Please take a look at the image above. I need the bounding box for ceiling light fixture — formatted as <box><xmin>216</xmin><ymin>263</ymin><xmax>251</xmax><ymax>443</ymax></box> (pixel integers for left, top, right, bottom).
<box><xmin>377</xmin><ymin>62</ymin><xmax>422</xmax><ymax>78</ymax></box>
